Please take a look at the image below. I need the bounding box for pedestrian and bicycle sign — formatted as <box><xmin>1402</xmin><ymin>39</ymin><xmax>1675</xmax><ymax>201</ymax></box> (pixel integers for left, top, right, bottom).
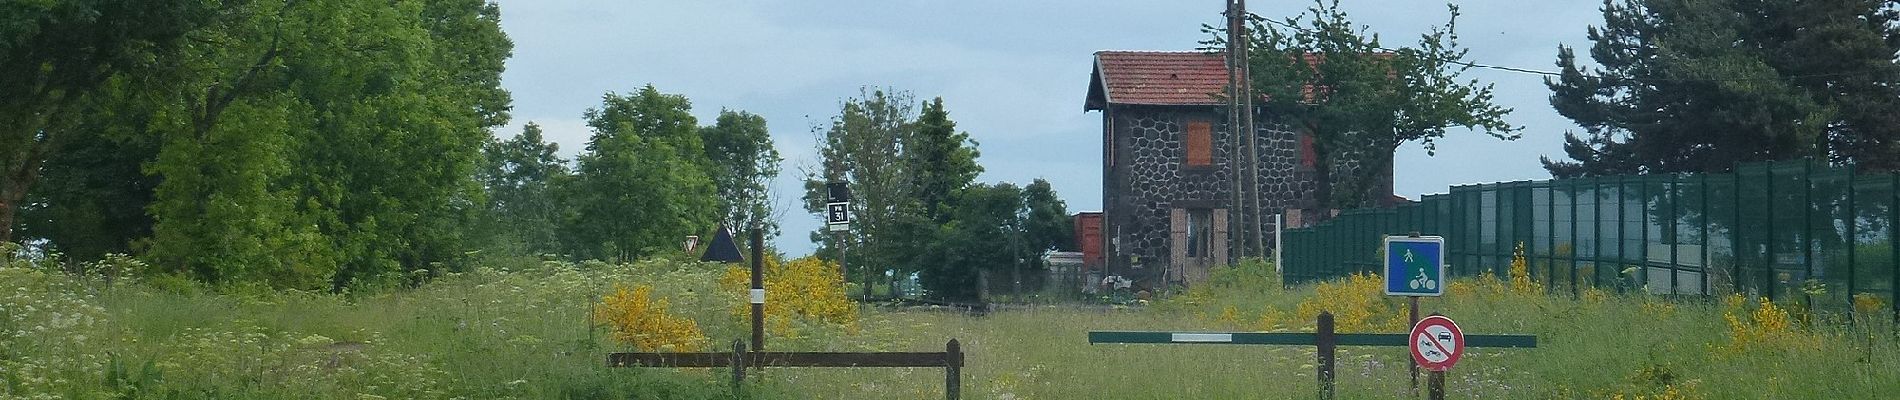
<box><xmin>1384</xmin><ymin>236</ymin><xmax>1444</xmax><ymax>296</ymax></box>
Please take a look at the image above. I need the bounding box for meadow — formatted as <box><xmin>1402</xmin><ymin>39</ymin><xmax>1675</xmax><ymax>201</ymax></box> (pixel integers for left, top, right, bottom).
<box><xmin>3</xmin><ymin>253</ymin><xmax>1897</xmax><ymax>399</ymax></box>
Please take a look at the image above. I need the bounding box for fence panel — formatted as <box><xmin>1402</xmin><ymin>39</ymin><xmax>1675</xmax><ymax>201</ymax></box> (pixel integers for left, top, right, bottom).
<box><xmin>1280</xmin><ymin>158</ymin><xmax>1900</xmax><ymax>317</ymax></box>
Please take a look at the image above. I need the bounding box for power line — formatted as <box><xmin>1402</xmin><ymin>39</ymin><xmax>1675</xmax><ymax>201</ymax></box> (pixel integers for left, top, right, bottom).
<box><xmin>1249</xmin><ymin>15</ymin><xmax>1887</xmax><ymax>84</ymax></box>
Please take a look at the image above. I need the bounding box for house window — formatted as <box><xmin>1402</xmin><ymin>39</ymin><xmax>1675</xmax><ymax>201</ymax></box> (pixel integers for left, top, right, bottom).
<box><xmin>1185</xmin><ymin>120</ymin><xmax>1212</xmax><ymax>167</ymax></box>
<box><xmin>1185</xmin><ymin>208</ymin><xmax>1213</xmax><ymax>258</ymax></box>
<box><xmin>1298</xmin><ymin>130</ymin><xmax>1316</xmax><ymax>169</ymax></box>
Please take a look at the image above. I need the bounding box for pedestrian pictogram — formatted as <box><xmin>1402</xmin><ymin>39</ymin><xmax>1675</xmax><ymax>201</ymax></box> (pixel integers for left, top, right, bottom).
<box><xmin>1385</xmin><ymin>236</ymin><xmax>1444</xmax><ymax>296</ymax></box>
<box><xmin>1409</xmin><ymin>315</ymin><xmax>1464</xmax><ymax>372</ymax></box>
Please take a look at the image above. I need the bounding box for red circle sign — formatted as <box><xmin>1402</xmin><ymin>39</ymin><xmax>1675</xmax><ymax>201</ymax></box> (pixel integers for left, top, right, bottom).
<box><xmin>1409</xmin><ymin>315</ymin><xmax>1464</xmax><ymax>371</ymax></box>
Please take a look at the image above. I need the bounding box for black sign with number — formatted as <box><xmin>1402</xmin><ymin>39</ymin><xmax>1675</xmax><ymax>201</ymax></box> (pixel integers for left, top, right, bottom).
<box><xmin>826</xmin><ymin>202</ymin><xmax>850</xmax><ymax>224</ymax></box>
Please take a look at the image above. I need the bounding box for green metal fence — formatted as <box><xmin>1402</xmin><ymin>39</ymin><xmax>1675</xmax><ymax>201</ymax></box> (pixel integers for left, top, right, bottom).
<box><xmin>1284</xmin><ymin>159</ymin><xmax>1898</xmax><ymax>319</ymax></box>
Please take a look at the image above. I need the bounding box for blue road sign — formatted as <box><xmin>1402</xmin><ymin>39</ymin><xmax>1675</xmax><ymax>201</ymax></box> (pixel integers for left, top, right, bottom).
<box><xmin>1384</xmin><ymin>236</ymin><xmax>1445</xmax><ymax>296</ymax></box>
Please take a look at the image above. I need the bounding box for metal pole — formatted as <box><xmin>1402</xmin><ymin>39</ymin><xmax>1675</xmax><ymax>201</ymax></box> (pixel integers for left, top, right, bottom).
<box><xmin>1274</xmin><ymin>214</ymin><xmax>1284</xmax><ymax>273</ymax></box>
<box><xmin>750</xmin><ymin>229</ymin><xmax>765</xmax><ymax>353</ymax></box>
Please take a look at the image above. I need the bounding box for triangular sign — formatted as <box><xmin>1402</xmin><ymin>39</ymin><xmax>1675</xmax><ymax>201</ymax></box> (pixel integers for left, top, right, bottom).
<box><xmin>700</xmin><ymin>226</ymin><xmax>745</xmax><ymax>263</ymax></box>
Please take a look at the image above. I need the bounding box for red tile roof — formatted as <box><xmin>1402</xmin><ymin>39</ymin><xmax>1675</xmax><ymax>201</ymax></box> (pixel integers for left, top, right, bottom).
<box><xmin>1085</xmin><ymin>51</ymin><xmax>1383</xmax><ymax>110</ymax></box>
<box><xmin>1086</xmin><ymin>51</ymin><xmax>1230</xmax><ymax>109</ymax></box>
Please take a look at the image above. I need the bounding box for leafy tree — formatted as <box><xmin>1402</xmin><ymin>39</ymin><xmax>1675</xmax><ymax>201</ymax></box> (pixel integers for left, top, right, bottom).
<box><xmin>478</xmin><ymin>122</ymin><xmax>570</xmax><ymax>255</ymax></box>
<box><xmin>907</xmin><ymin>98</ymin><xmax>983</xmax><ymax>224</ymax></box>
<box><xmin>1234</xmin><ymin>1</ymin><xmax>1518</xmax><ymax>209</ymax></box>
<box><xmin>133</xmin><ymin>0</ymin><xmax>513</xmax><ymax>289</ymax></box>
<box><xmin>1022</xmin><ymin>178</ymin><xmax>1074</xmax><ymax>254</ymax></box>
<box><xmin>140</xmin><ymin>0</ymin><xmax>332</xmax><ymax>286</ymax></box>
<box><xmin>803</xmin><ymin>88</ymin><xmax>922</xmax><ymax>289</ymax></box>
<box><xmin>802</xmin><ymin>90</ymin><xmax>985</xmax><ymax>296</ymax></box>
<box><xmin>921</xmin><ymin>183</ymin><xmax>1024</xmax><ymax>301</ymax></box>
<box><xmin>564</xmin><ymin>85</ymin><xmax>717</xmax><ymax>262</ymax></box>
<box><xmin>1542</xmin><ymin>0</ymin><xmax>1900</xmax><ymax>177</ymax></box>
<box><xmin>3</xmin><ymin>0</ymin><xmax>512</xmax><ymax>289</ymax></box>
<box><xmin>700</xmin><ymin>110</ymin><xmax>782</xmax><ymax>238</ymax></box>
<box><xmin>17</xmin><ymin>81</ymin><xmax>163</xmax><ymax>261</ymax></box>
<box><xmin>0</xmin><ymin>0</ymin><xmax>213</xmax><ymax>244</ymax></box>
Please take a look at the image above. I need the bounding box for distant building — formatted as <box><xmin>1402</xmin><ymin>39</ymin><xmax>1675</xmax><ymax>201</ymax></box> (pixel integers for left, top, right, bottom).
<box><xmin>1084</xmin><ymin>50</ymin><xmax>1393</xmax><ymax>289</ymax></box>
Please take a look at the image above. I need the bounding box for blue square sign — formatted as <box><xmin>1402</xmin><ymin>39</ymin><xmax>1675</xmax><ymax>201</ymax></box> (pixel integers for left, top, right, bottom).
<box><xmin>1385</xmin><ymin>236</ymin><xmax>1445</xmax><ymax>296</ymax></box>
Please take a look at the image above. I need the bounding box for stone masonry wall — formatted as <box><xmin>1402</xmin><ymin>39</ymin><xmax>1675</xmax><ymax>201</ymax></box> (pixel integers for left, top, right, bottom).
<box><xmin>1107</xmin><ymin>105</ymin><xmax>1304</xmax><ymax>286</ymax></box>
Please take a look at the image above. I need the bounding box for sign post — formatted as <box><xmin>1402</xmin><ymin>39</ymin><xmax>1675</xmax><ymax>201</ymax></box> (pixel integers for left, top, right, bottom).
<box><xmin>826</xmin><ymin>181</ymin><xmax>853</xmax><ymax>299</ymax></box>
<box><xmin>1385</xmin><ymin>234</ymin><xmax>1443</xmax><ymax>394</ymax></box>
<box><xmin>1410</xmin><ymin>314</ymin><xmax>1464</xmax><ymax>400</ymax></box>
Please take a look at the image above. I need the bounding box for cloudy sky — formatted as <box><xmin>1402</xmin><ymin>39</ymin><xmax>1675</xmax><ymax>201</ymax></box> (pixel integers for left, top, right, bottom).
<box><xmin>490</xmin><ymin>0</ymin><xmax>1605</xmax><ymax>256</ymax></box>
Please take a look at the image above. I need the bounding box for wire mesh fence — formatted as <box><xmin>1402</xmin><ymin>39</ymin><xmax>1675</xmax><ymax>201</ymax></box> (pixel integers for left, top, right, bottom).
<box><xmin>1283</xmin><ymin>158</ymin><xmax>1897</xmax><ymax>319</ymax></box>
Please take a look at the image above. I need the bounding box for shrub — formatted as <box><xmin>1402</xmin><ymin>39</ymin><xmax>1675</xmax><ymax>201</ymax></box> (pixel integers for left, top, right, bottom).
<box><xmin>593</xmin><ymin>284</ymin><xmax>707</xmax><ymax>352</ymax></box>
<box><xmin>1289</xmin><ymin>273</ymin><xmax>1406</xmax><ymax>333</ymax></box>
<box><xmin>1719</xmin><ymin>294</ymin><xmax>1820</xmax><ymax>355</ymax></box>
<box><xmin>719</xmin><ymin>255</ymin><xmax>857</xmax><ymax>337</ymax></box>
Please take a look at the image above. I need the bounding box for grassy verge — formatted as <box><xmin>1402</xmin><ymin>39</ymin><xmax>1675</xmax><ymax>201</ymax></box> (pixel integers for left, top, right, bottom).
<box><xmin>3</xmin><ymin>257</ymin><xmax>1896</xmax><ymax>399</ymax></box>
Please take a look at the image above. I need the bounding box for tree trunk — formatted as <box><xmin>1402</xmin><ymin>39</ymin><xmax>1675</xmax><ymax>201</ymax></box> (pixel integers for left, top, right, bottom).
<box><xmin>0</xmin><ymin>141</ymin><xmax>50</xmax><ymax>245</ymax></box>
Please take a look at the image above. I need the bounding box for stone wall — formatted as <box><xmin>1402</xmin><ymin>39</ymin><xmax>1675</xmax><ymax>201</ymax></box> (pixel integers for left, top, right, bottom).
<box><xmin>1104</xmin><ymin>105</ymin><xmax>1306</xmax><ymax>286</ymax></box>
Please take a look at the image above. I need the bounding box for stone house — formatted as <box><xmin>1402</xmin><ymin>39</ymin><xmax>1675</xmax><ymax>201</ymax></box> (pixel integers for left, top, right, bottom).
<box><xmin>1084</xmin><ymin>50</ymin><xmax>1393</xmax><ymax>288</ymax></box>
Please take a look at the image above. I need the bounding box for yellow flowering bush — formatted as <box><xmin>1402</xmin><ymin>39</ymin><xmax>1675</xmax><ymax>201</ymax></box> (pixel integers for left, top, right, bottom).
<box><xmin>1719</xmin><ymin>295</ymin><xmax>1820</xmax><ymax>355</ymax></box>
<box><xmin>1852</xmin><ymin>293</ymin><xmax>1885</xmax><ymax>317</ymax></box>
<box><xmin>593</xmin><ymin>283</ymin><xmax>707</xmax><ymax>352</ymax></box>
<box><xmin>1287</xmin><ymin>273</ymin><xmax>1406</xmax><ymax>333</ymax></box>
<box><xmin>719</xmin><ymin>255</ymin><xmax>857</xmax><ymax>337</ymax></box>
<box><xmin>1509</xmin><ymin>242</ymin><xmax>1541</xmax><ymax>295</ymax></box>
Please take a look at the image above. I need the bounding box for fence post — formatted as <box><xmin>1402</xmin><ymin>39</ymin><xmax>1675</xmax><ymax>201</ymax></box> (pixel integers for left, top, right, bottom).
<box><xmin>1428</xmin><ymin>369</ymin><xmax>1446</xmax><ymax>400</ymax></box>
<box><xmin>731</xmin><ymin>339</ymin><xmax>746</xmax><ymax>389</ymax></box>
<box><xmin>1316</xmin><ymin>311</ymin><xmax>1335</xmax><ymax>400</ymax></box>
<box><xmin>751</xmin><ymin>229</ymin><xmax>766</xmax><ymax>355</ymax></box>
<box><xmin>946</xmin><ymin>339</ymin><xmax>962</xmax><ymax>400</ymax></box>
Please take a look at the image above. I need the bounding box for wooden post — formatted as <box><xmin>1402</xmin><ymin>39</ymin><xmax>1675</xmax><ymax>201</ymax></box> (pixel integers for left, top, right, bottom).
<box><xmin>750</xmin><ymin>229</ymin><xmax>765</xmax><ymax>354</ymax></box>
<box><xmin>1316</xmin><ymin>311</ymin><xmax>1335</xmax><ymax>400</ymax></box>
<box><xmin>1428</xmin><ymin>370</ymin><xmax>1445</xmax><ymax>400</ymax></box>
<box><xmin>731</xmin><ymin>339</ymin><xmax>746</xmax><ymax>388</ymax></box>
<box><xmin>1409</xmin><ymin>296</ymin><xmax>1420</xmax><ymax>396</ymax></box>
<box><xmin>946</xmin><ymin>339</ymin><xmax>962</xmax><ymax>400</ymax></box>
<box><xmin>1407</xmin><ymin>230</ymin><xmax>1421</xmax><ymax>397</ymax></box>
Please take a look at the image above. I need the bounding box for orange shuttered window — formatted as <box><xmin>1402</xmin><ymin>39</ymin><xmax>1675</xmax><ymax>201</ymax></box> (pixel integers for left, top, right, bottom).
<box><xmin>1185</xmin><ymin>120</ymin><xmax>1212</xmax><ymax>167</ymax></box>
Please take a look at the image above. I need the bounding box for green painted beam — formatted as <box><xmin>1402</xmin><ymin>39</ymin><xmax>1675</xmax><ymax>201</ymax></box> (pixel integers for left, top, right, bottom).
<box><xmin>1088</xmin><ymin>331</ymin><xmax>1536</xmax><ymax>348</ymax></box>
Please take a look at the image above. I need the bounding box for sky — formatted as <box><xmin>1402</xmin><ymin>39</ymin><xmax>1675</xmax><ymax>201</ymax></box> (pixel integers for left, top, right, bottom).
<box><xmin>490</xmin><ymin>0</ymin><xmax>1605</xmax><ymax>256</ymax></box>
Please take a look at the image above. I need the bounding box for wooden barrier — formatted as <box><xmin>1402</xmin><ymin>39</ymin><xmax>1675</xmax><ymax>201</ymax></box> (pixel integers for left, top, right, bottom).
<box><xmin>608</xmin><ymin>338</ymin><xmax>965</xmax><ymax>400</ymax></box>
<box><xmin>1090</xmin><ymin>311</ymin><xmax>1536</xmax><ymax>399</ymax></box>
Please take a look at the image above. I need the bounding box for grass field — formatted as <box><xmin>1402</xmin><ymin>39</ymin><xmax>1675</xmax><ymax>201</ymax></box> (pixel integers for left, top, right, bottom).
<box><xmin>3</xmin><ymin>256</ymin><xmax>1897</xmax><ymax>399</ymax></box>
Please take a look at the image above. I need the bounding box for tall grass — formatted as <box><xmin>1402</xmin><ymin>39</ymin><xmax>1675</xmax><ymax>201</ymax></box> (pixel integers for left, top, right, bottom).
<box><xmin>4</xmin><ymin>253</ymin><xmax>1897</xmax><ymax>399</ymax></box>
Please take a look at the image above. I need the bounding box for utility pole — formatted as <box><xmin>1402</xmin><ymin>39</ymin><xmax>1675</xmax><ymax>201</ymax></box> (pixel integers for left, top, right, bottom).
<box><xmin>1240</xmin><ymin>0</ymin><xmax>1266</xmax><ymax>259</ymax></box>
<box><xmin>1225</xmin><ymin>0</ymin><xmax>1249</xmax><ymax>261</ymax></box>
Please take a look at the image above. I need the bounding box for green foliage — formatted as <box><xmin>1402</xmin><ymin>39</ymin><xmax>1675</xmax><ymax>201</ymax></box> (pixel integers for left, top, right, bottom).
<box><xmin>907</xmin><ymin>97</ymin><xmax>984</xmax><ymax>224</ymax></box>
<box><xmin>1223</xmin><ymin>0</ymin><xmax>1518</xmax><ymax>209</ymax></box>
<box><xmin>1543</xmin><ymin>0</ymin><xmax>1900</xmax><ymax>177</ymax></box>
<box><xmin>920</xmin><ymin>183</ymin><xmax>1025</xmax><ymax>301</ymax></box>
<box><xmin>133</xmin><ymin>0</ymin><xmax>514</xmax><ymax>290</ymax></box>
<box><xmin>17</xmin><ymin>79</ymin><xmax>162</xmax><ymax>261</ymax></box>
<box><xmin>700</xmin><ymin>109</ymin><xmax>782</xmax><ymax>237</ymax></box>
<box><xmin>479</xmin><ymin>122</ymin><xmax>570</xmax><ymax>256</ymax></box>
<box><xmin>1022</xmin><ymin>178</ymin><xmax>1074</xmax><ymax>253</ymax></box>
<box><xmin>804</xmin><ymin>90</ymin><xmax>1001</xmax><ymax>298</ymax></box>
<box><xmin>563</xmin><ymin>85</ymin><xmax>718</xmax><ymax>262</ymax></box>
<box><xmin>0</xmin><ymin>0</ymin><xmax>214</xmax><ymax>243</ymax></box>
